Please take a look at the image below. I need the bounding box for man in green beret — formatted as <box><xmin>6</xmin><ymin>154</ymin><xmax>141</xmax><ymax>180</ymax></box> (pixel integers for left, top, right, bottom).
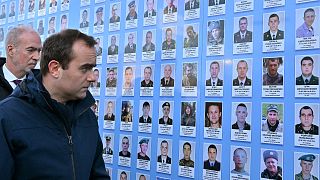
<box><xmin>295</xmin><ymin>154</ymin><xmax>318</xmax><ymax>180</ymax></box>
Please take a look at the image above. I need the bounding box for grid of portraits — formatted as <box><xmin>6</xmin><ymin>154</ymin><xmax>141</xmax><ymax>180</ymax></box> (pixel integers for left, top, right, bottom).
<box><xmin>1</xmin><ymin>0</ymin><xmax>320</xmax><ymax>179</ymax></box>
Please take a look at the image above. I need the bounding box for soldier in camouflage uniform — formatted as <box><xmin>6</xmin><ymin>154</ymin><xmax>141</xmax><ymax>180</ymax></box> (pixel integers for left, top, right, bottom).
<box><xmin>179</xmin><ymin>142</ymin><xmax>194</xmax><ymax>167</ymax></box>
<box><xmin>295</xmin><ymin>154</ymin><xmax>318</xmax><ymax>180</ymax></box>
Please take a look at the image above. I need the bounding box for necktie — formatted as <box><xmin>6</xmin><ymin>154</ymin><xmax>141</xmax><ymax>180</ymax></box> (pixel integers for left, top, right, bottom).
<box><xmin>163</xmin><ymin>159</ymin><xmax>165</xmax><ymax>163</ymax></box>
<box><xmin>148</xmin><ymin>12</ymin><xmax>151</xmax><ymax>17</ymax></box>
<box><xmin>215</xmin><ymin>0</ymin><xmax>219</xmax><ymax>5</ymax></box>
<box><xmin>305</xmin><ymin>79</ymin><xmax>309</xmax><ymax>85</ymax></box>
<box><xmin>13</xmin><ymin>79</ymin><xmax>22</xmax><ymax>85</ymax></box>
<box><xmin>144</xmin><ymin>118</ymin><xmax>147</xmax><ymax>123</ymax></box>
<box><xmin>169</xmin><ymin>8</ymin><xmax>172</xmax><ymax>14</ymax></box>
<box><xmin>166</xmin><ymin>80</ymin><xmax>168</xmax><ymax>85</ymax></box>
<box><xmin>210</xmin><ymin>162</ymin><xmax>213</xmax><ymax>167</ymax></box>
<box><xmin>240</xmin><ymin>82</ymin><xmax>244</xmax><ymax>87</ymax></box>
<box><xmin>241</xmin><ymin>34</ymin><xmax>244</xmax><ymax>39</ymax></box>
<box><xmin>212</xmin><ymin>81</ymin><xmax>215</xmax><ymax>87</ymax></box>
<box><xmin>272</xmin><ymin>34</ymin><xmax>276</xmax><ymax>40</ymax></box>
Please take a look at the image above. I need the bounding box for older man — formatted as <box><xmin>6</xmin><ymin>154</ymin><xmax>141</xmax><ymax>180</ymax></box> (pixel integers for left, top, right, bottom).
<box><xmin>261</xmin><ymin>150</ymin><xmax>282</xmax><ymax>179</ymax></box>
<box><xmin>0</xmin><ymin>26</ymin><xmax>41</xmax><ymax>100</ymax></box>
<box><xmin>0</xmin><ymin>29</ymin><xmax>108</xmax><ymax>178</ymax></box>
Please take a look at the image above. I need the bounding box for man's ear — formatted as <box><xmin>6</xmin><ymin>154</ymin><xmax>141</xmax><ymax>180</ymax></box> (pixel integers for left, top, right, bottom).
<box><xmin>7</xmin><ymin>44</ymin><xmax>14</xmax><ymax>57</ymax></box>
<box><xmin>47</xmin><ymin>60</ymin><xmax>61</xmax><ymax>78</ymax></box>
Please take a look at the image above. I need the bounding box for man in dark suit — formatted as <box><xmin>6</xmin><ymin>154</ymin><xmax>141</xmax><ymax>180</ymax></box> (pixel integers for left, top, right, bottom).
<box><xmin>141</xmin><ymin>66</ymin><xmax>153</xmax><ymax>87</ymax></box>
<box><xmin>160</xmin><ymin>64</ymin><xmax>174</xmax><ymax>87</ymax></box>
<box><xmin>185</xmin><ymin>0</ymin><xmax>199</xmax><ymax>10</ymax></box>
<box><xmin>108</xmin><ymin>35</ymin><xmax>119</xmax><ymax>55</ymax></box>
<box><xmin>139</xmin><ymin>101</ymin><xmax>152</xmax><ymax>123</ymax></box>
<box><xmin>234</xmin><ymin>17</ymin><xmax>253</xmax><ymax>43</ymax></box>
<box><xmin>233</xmin><ymin>60</ymin><xmax>251</xmax><ymax>87</ymax></box>
<box><xmin>144</xmin><ymin>0</ymin><xmax>156</xmax><ymax>18</ymax></box>
<box><xmin>104</xmin><ymin>101</ymin><xmax>115</xmax><ymax>121</ymax></box>
<box><xmin>0</xmin><ymin>26</ymin><xmax>41</xmax><ymax>101</ymax></box>
<box><xmin>296</xmin><ymin>56</ymin><xmax>319</xmax><ymax>85</ymax></box>
<box><xmin>157</xmin><ymin>140</ymin><xmax>172</xmax><ymax>164</ymax></box>
<box><xmin>163</xmin><ymin>0</ymin><xmax>177</xmax><ymax>14</ymax></box>
<box><xmin>203</xmin><ymin>144</ymin><xmax>221</xmax><ymax>171</ymax></box>
<box><xmin>209</xmin><ymin>0</ymin><xmax>225</xmax><ymax>6</ymax></box>
<box><xmin>124</xmin><ymin>33</ymin><xmax>136</xmax><ymax>53</ymax></box>
<box><xmin>263</xmin><ymin>13</ymin><xmax>284</xmax><ymax>41</ymax></box>
<box><xmin>206</xmin><ymin>61</ymin><xmax>223</xmax><ymax>86</ymax></box>
<box><xmin>80</xmin><ymin>9</ymin><xmax>89</xmax><ymax>28</ymax></box>
<box><xmin>159</xmin><ymin>102</ymin><xmax>173</xmax><ymax>125</ymax></box>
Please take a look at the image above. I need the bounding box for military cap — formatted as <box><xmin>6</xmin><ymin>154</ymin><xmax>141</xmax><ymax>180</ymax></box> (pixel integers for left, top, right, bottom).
<box><xmin>299</xmin><ymin>154</ymin><xmax>316</xmax><ymax>162</ymax></box>
<box><xmin>105</xmin><ymin>136</ymin><xmax>111</xmax><ymax>141</ymax></box>
<box><xmin>209</xmin><ymin>21</ymin><xmax>221</xmax><ymax>32</ymax></box>
<box><xmin>267</xmin><ymin>104</ymin><xmax>278</xmax><ymax>113</ymax></box>
<box><xmin>96</xmin><ymin>7</ymin><xmax>103</xmax><ymax>13</ymax></box>
<box><xmin>263</xmin><ymin>150</ymin><xmax>278</xmax><ymax>162</ymax></box>
<box><xmin>139</xmin><ymin>138</ymin><xmax>149</xmax><ymax>145</ymax></box>
<box><xmin>128</xmin><ymin>1</ymin><xmax>135</xmax><ymax>8</ymax></box>
<box><xmin>162</xmin><ymin>102</ymin><xmax>170</xmax><ymax>108</ymax></box>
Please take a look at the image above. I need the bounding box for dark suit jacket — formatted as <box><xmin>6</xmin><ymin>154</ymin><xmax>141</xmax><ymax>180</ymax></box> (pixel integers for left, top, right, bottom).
<box><xmin>160</xmin><ymin>77</ymin><xmax>174</xmax><ymax>87</ymax></box>
<box><xmin>263</xmin><ymin>30</ymin><xmax>284</xmax><ymax>41</ymax></box>
<box><xmin>233</xmin><ymin>77</ymin><xmax>251</xmax><ymax>86</ymax></box>
<box><xmin>104</xmin><ymin>114</ymin><xmax>115</xmax><ymax>121</ymax></box>
<box><xmin>0</xmin><ymin>58</ymin><xmax>13</xmax><ymax>101</ymax></box>
<box><xmin>296</xmin><ymin>75</ymin><xmax>319</xmax><ymax>85</ymax></box>
<box><xmin>159</xmin><ymin>117</ymin><xmax>173</xmax><ymax>125</ymax></box>
<box><xmin>203</xmin><ymin>160</ymin><xmax>221</xmax><ymax>171</ymax></box>
<box><xmin>141</xmin><ymin>80</ymin><xmax>153</xmax><ymax>87</ymax></box>
<box><xmin>157</xmin><ymin>155</ymin><xmax>172</xmax><ymax>164</ymax></box>
<box><xmin>144</xmin><ymin>9</ymin><xmax>156</xmax><ymax>17</ymax></box>
<box><xmin>209</xmin><ymin>0</ymin><xmax>225</xmax><ymax>6</ymax></box>
<box><xmin>163</xmin><ymin>5</ymin><xmax>177</xmax><ymax>14</ymax></box>
<box><xmin>80</xmin><ymin>21</ymin><xmax>89</xmax><ymax>28</ymax></box>
<box><xmin>109</xmin><ymin>16</ymin><xmax>120</xmax><ymax>23</ymax></box>
<box><xmin>124</xmin><ymin>44</ymin><xmax>136</xmax><ymax>53</ymax></box>
<box><xmin>139</xmin><ymin>116</ymin><xmax>152</xmax><ymax>123</ymax></box>
<box><xmin>185</xmin><ymin>1</ymin><xmax>199</xmax><ymax>10</ymax></box>
<box><xmin>234</xmin><ymin>31</ymin><xmax>253</xmax><ymax>43</ymax></box>
<box><xmin>206</xmin><ymin>78</ymin><xmax>223</xmax><ymax>86</ymax></box>
<box><xmin>94</xmin><ymin>20</ymin><xmax>104</xmax><ymax>26</ymax></box>
<box><xmin>108</xmin><ymin>45</ymin><xmax>119</xmax><ymax>55</ymax></box>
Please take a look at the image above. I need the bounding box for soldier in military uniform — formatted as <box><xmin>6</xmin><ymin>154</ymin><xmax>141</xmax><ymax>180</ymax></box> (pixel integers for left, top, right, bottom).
<box><xmin>106</xmin><ymin>69</ymin><xmax>117</xmax><ymax>87</ymax></box>
<box><xmin>295</xmin><ymin>106</ymin><xmax>319</xmax><ymax>135</ymax></box>
<box><xmin>159</xmin><ymin>102</ymin><xmax>173</xmax><ymax>125</ymax></box>
<box><xmin>295</xmin><ymin>154</ymin><xmax>318</xmax><ymax>180</ymax></box>
<box><xmin>261</xmin><ymin>150</ymin><xmax>282</xmax><ymax>180</ymax></box>
<box><xmin>179</xmin><ymin>142</ymin><xmax>194</xmax><ymax>167</ymax></box>
<box><xmin>208</xmin><ymin>20</ymin><xmax>224</xmax><ymax>45</ymax></box>
<box><xmin>263</xmin><ymin>57</ymin><xmax>283</xmax><ymax>86</ymax></box>
<box><xmin>103</xmin><ymin>136</ymin><xmax>113</xmax><ymax>155</ymax></box>
<box><xmin>162</xmin><ymin>28</ymin><xmax>176</xmax><ymax>50</ymax></box>
<box><xmin>137</xmin><ymin>138</ymin><xmax>150</xmax><ymax>161</ymax></box>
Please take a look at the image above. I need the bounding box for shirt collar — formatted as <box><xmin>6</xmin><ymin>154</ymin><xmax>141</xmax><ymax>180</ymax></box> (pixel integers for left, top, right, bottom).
<box><xmin>3</xmin><ymin>63</ymin><xmax>25</xmax><ymax>88</ymax></box>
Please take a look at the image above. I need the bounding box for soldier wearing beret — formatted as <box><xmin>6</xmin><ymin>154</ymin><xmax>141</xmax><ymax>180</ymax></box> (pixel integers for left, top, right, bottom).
<box><xmin>159</xmin><ymin>102</ymin><xmax>173</xmax><ymax>125</ymax></box>
<box><xmin>179</xmin><ymin>142</ymin><xmax>194</xmax><ymax>167</ymax></box>
<box><xmin>261</xmin><ymin>150</ymin><xmax>282</xmax><ymax>180</ymax></box>
<box><xmin>94</xmin><ymin>7</ymin><xmax>104</xmax><ymax>26</ymax></box>
<box><xmin>137</xmin><ymin>138</ymin><xmax>150</xmax><ymax>160</ymax></box>
<box><xmin>208</xmin><ymin>20</ymin><xmax>224</xmax><ymax>45</ymax></box>
<box><xmin>262</xmin><ymin>104</ymin><xmax>283</xmax><ymax>132</ymax></box>
<box><xmin>126</xmin><ymin>1</ymin><xmax>137</xmax><ymax>20</ymax></box>
<box><xmin>295</xmin><ymin>154</ymin><xmax>318</xmax><ymax>180</ymax></box>
<box><xmin>103</xmin><ymin>136</ymin><xmax>113</xmax><ymax>155</ymax></box>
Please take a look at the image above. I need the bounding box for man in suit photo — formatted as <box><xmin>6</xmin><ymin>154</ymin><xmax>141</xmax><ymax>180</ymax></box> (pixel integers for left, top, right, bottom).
<box><xmin>185</xmin><ymin>0</ymin><xmax>199</xmax><ymax>10</ymax></box>
<box><xmin>296</xmin><ymin>56</ymin><xmax>319</xmax><ymax>85</ymax></box>
<box><xmin>124</xmin><ymin>33</ymin><xmax>136</xmax><ymax>53</ymax></box>
<box><xmin>163</xmin><ymin>0</ymin><xmax>177</xmax><ymax>14</ymax></box>
<box><xmin>144</xmin><ymin>0</ymin><xmax>156</xmax><ymax>18</ymax></box>
<box><xmin>160</xmin><ymin>64</ymin><xmax>174</xmax><ymax>87</ymax></box>
<box><xmin>104</xmin><ymin>101</ymin><xmax>115</xmax><ymax>121</ymax></box>
<box><xmin>233</xmin><ymin>60</ymin><xmax>251</xmax><ymax>87</ymax></box>
<box><xmin>263</xmin><ymin>13</ymin><xmax>284</xmax><ymax>41</ymax></box>
<box><xmin>159</xmin><ymin>102</ymin><xmax>173</xmax><ymax>125</ymax></box>
<box><xmin>108</xmin><ymin>35</ymin><xmax>119</xmax><ymax>55</ymax></box>
<box><xmin>139</xmin><ymin>101</ymin><xmax>152</xmax><ymax>123</ymax></box>
<box><xmin>157</xmin><ymin>140</ymin><xmax>172</xmax><ymax>164</ymax></box>
<box><xmin>141</xmin><ymin>66</ymin><xmax>153</xmax><ymax>87</ymax></box>
<box><xmin>203</xmin><ymin>144</ymin><xmax>221</xmax><ymax>171</ymax></box>
<box><xmin>206</xmin><ymin>61</ymin><xmax>223</xmax><ymax>87</ymax></box>
<box><xmin>80</xmin><ymin>9</ymin><xmax>89</xmax><ymax>28</ymax></box>
<box><xmin>209</xmin><ymin>0</ymin><xmax>225</xmax><ymax>6</ymax></box>
<box><xmin>234</xmin><ymin>16</ymin><xmax>253</xmax><ymax>43</ymax></box>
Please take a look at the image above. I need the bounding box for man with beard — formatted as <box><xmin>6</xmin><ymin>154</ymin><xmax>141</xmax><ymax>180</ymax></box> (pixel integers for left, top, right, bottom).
<box><xmin>182</xmin><ymin>63</ymin><xmax>197</xmax><ymax>86</ymax></box>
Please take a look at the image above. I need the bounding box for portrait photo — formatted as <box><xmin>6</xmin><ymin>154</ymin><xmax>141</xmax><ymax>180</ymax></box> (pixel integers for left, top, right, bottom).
<box><xmin>162</xmin><ymin>26</ymin><xmax>176</xmax><ymax>50</ymax></box>
<box><xmin>203</xmin><ymin>143</ymin><xmax>222</xmax><ymax>171</ymax></box>
<box><xmin>106</xmin><ymin>67</ymin><xmax>118</xmax><ymax>88</ymax></box>
<box><xmin>104</xmin><ymin>100</ymin><xmax>116</xmax><ymax>121</ymax></box>
<box><xmin>119</xmin><ymin>135</ymin><xmax>132</xmax><ymax>158</ymax></box>
<box><xmin>294</xmin><ymin>152</ymin><xmax>319</xmax><ymax>180</ymax></box>
<box><xmin>296</xmin><ymin>7</ymin><xmax>319</xmax><ymax>38</ymax></box>
<box><xmin>233</xmin><ymin>16</ymin><xmax>253</xmax><ymax>43</ymax></box>
<box><xmin>108</xmin><ymin>34</ymin><xmax>119</xmax><ymax>56</ymax></box>
<box><xmin>139</xmin><ymin>100</ymin><xmax>153</xmax><ymax>124</ymax></box>
<box><xmin>142</xmin><ymin>29</ymin><xmax>156</xmax><ymax>52</ymax></box>
<box><xmin>230</xmin><ymin>146</ymin><xmax>251</xmax><ymax>176</ymax></box>
<box><xmin>137</xmin><ymin>137</ymin><xmax>151</xmax><ymax>161</ymax></box>
<box><xmin>205</xmin><ymin>101</ymin><xmax>222</xmax><ymax>128</ymax></box>
<box><xmin>295</xmin><ymin>103</ymin><xmax>319</xmax><ymax>135</ymax></box>
<box><xmin>118</xmin><ymin>169</ymin><xmax>130</xmax><ymax>180</ymax></box>
<box><xmin>182</xmin><ymin>62</ymin><xmax>197</xmax><ymax>87</ymax></box>
<box><xmin>206</xmin><ymin>60</ymin><xmax>224</xmax><ymax>87</ymax></box>
<box><xmin>295</xmin><ymin>55</ymin><xmax>319</xmax><ymax>85</ymax></box>
<box><xmin>109</xmin><ymin>2</ymin><xmax>121</xmax><ymax>23</ymax></box>
<box><xmin>263</xmin><ymin>12</ymin><xmax>285</xmax><ymax>41</ymax></box>
<box><xmin>179</xmin><ymin>141</ymin><xmax>195</xmax><ymax>168</ymax></box>
<box><xmin>140</xmin><ymin>65</ymin><xmax>155</xmax><ymax>88</ymax></box>
<box><xmin>160</xmin><ymin>63</ymin><xmax>175</xmax><ymax>87</ymax></box>
<box><xmin>124</xmin><ymin>32</ymin><xmax>137</xmax><ymax>54</ymax></box>
<box><xmin>207</xmin><ymin>20</ymin><xmax>224</xmax><ymax>46</ymax></box>
<box><xmin>181</xmin><ymin>101</ymin><xmax>196</xmax><ymax>127</ymax></box>
<box><xmin>262</xmin><ymin>57</ymin><xmax>284</xmax><ymax>86</ymax></box>
<box><xmin>79</xmin><ymin>9</ymin><xmax>90</xmax><ymax>29</ymax></box>
<box><xmin>121</xmin><ymin>100</ymin><xmax>133</xmax><ymax>123</ymax></box>
<box><xmin>60</xmin><ymin>14</ymin><xmax>69</xmax><ymax>31</ymax></box>
<box><xmin>261</xmin><ymin>103</ymin><xmax>284</xmax><ymax>133</ymax></box>
<box><xmin>184</xmin><ymin>23</ymin><xmax>199</xmax><ymax>48</ymax></box>
<box><xmin>260</xmin><ymin>149</ymin><xmax>283</xmax><ymax>180</ymax></box>
<box><xmin>232</xmin><ymin>59</ymin><xmax>252</xmax><ymax>87</ymax></box>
